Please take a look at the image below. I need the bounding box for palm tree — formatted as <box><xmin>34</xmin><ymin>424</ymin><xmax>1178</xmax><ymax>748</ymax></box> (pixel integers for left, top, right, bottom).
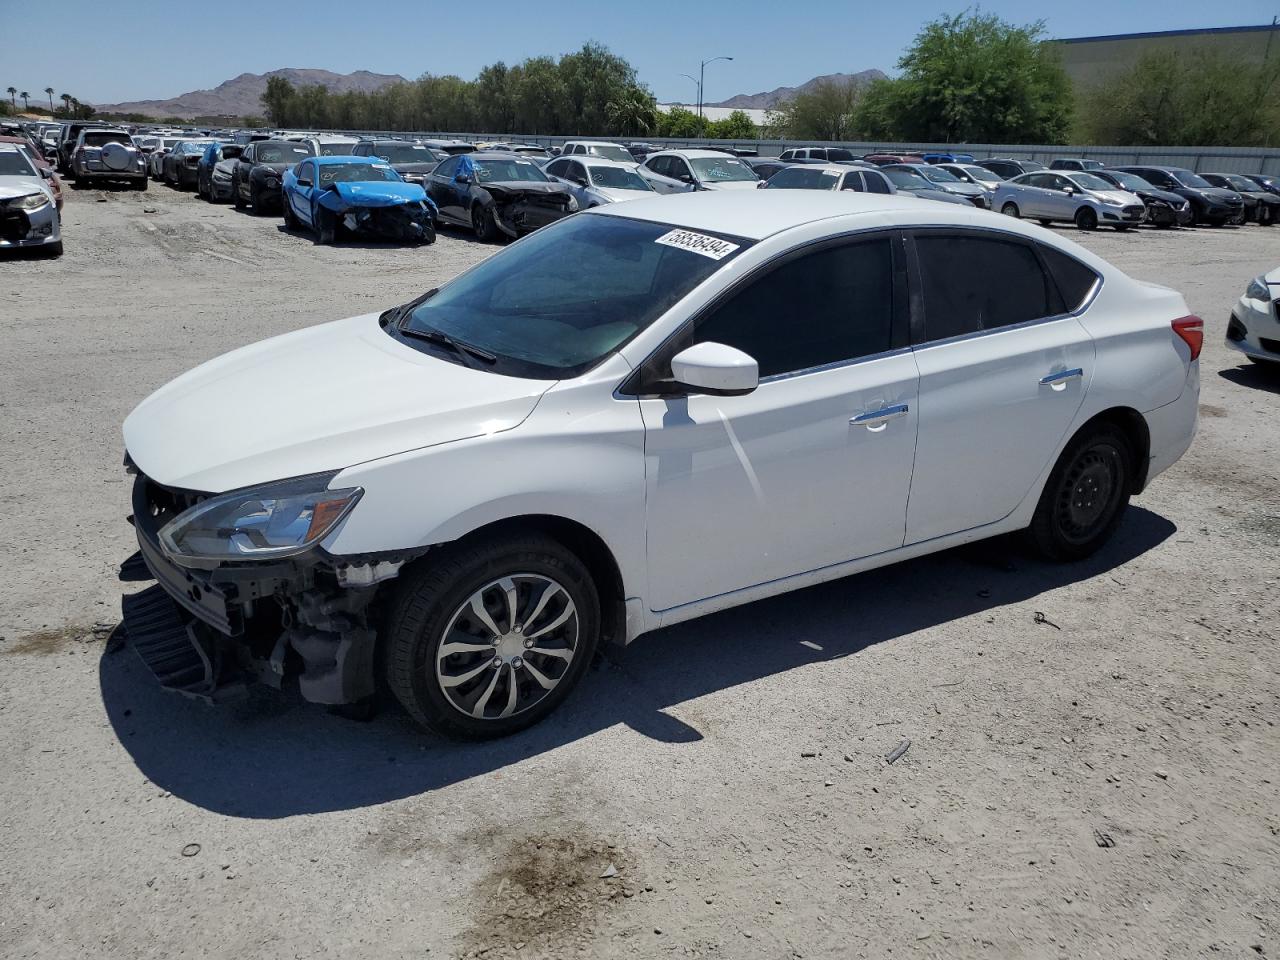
<box><xmin>20</xmin><ymin>91</ymin><xmax>29</xmax><ymax>111</ymax></box>
<box><xmin>59</xmin><ymin>93</ymin><xmax>71</xmax><ymax>117</ymax></box>
<box><xmin>5</xmin><ymin>87</ymin><xmax>15</xmax><ymax>110</ymax></box>
<box><xmin>45</xmin><ymin>87</ymin><xmax>54</xmax><ymax>112</ymax></box>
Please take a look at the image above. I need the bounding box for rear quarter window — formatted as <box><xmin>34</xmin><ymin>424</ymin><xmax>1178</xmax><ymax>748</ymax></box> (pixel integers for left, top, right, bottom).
<box><xmin>1039</xmin><ymin>245</ymin><xmax>1100</xmax><ymax>312</ymax></box>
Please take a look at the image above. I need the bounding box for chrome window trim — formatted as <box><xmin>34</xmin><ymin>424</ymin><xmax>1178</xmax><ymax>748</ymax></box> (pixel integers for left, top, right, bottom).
<box><xmin>758</xmin><ymin>345</ymin><xmax>914</xmax><ymax>384</ymax></box>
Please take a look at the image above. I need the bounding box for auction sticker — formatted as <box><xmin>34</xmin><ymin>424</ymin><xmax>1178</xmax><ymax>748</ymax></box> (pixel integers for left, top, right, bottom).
<box><xmin>655</xmin><ymin>229</ymin><xmax>740</xmax><ymax>260</ymax></box>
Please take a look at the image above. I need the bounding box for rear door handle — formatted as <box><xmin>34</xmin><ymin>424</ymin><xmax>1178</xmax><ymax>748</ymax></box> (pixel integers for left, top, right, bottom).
<box><xmin>1040</xmin><ymin>368</ymin><xmax>1084</xmax><ymax>387</ymax></box>
<box><xmin>851</xmin><ymin>403</ymin><xmax>909</xmax><ymax>430</ymax></box>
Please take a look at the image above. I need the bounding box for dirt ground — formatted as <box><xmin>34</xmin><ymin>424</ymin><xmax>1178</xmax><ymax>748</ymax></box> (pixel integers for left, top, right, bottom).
<box><xmin>1</xmin><ymin>182</ymin><xmax>1278</xmax><ymax>960</ymax></box>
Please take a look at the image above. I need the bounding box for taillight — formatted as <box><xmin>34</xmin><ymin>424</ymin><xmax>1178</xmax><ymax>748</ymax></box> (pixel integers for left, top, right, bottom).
<box><xmin>1172</xmin><ymin>315</ymin><xmax>1204</xmax><ymax>361</ymax></box>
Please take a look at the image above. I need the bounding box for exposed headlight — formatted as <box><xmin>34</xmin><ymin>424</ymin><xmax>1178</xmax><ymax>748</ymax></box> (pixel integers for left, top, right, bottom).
<box><xmin>265</xmin><ymin>176</ymin><xmax>280</xmax><ymax>187</ymax></box>
<box><xmin>1245</xmin><ymin>276</ymin><xmax>1272</xmax><ymax>304</ymax></box>
<box><xmin>158</xmin><ymin>472</ymin><xmax>362</xmax><ymax>565</ymax></box>
<box><xmin>566</xmin><ymin>195</ymin><xmax>579</xmax><ymax>212</ymax></box>
<box><xmin>8</xmin><ymin>192</ymin><xmax>51</xmax><ymax>211</ymax></box>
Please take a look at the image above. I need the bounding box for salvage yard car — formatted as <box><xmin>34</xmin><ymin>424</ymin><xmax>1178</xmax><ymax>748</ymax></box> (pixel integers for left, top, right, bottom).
<box><xmin>994</xmin><ymin>171</ymin><xmax>1145</xmax><ymax>231</ymax></box>
<box><xmin>70</xmin><ymin>128</ymin><xmax>147</xmax><ymax>189</ymax></box>
<box><xmin>161</xmin><ymin>139</ymin><xmax>216</xmax><ymax>189</ymax></box>
<box><xmin>1092</xmin><ymin>170</ymin><xmax>1193</xmax><ymax>229</ymax></box>
<box><xmin>197</xmin><ymin>142</ymin><xmax>242</xmax><ymax>200</ymax></box>
<box><xmin>1199</xmin><ymin>173</ymin><xmax>1279</xmax><ymax>226</ymax></box>
<box><xmin>543</xmin><ymin>156</ymin><xmax>656</xmax><ymax>207</ymax></box>
<box><xmin>282</xmin><ymin>156</ymin><xmax>437</xmax><ymax>245</ymax></box>
<box><xmin>119</xmin><ymin>191</ymin><xmax>1202</xmax><ymax>739</ymax></box>
<box><xmin>426</xmin><ymin>152</ymin><xmax>576</xmax><ymax>242</ymax></box>
<box><xmin>638</xmin><ymin>149</ymin><xmax>760</xmax><ymax>193</ymax></box>
<box><xmin>762</xmin><ymin>163</ymin><xmax>895</xmax><ymax>194</ymax></box>
<box><xmin>0</xmin><ymin>144</ymin><xmax>61</xmax><ymax>255</ymax></box>
<box><xmin>231</xmin><ymin>139</ymin><xmax>315</xmax><ymax>213</ymax></box>
<box><xmin>351</xmin><ymin>139</ymin><xmax>444</xmax><ymax>186</ymax></box>
<box><xmin>1110</xmin><ymin>165</ymin><xmax>1244</xmax><ymax>226</ymax></box>
<box><xmin>1226</xmin><ymin>267</ymin><xmax>1279</xmax><ymax>366</ymax></box>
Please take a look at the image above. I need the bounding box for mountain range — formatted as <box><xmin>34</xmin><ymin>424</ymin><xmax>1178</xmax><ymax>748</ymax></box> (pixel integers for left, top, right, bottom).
<box><xmin>708</xmin><ymin>70</ymin><xmax>887</xmax><ymax>109</ymax></box>
<box><xmin>96</xmin><ymin>69</ymin><xmax>408</xmax><ymax>119</ymax></box>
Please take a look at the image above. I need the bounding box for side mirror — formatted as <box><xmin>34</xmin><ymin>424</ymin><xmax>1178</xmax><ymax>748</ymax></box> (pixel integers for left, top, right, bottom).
<box><xmin>669</xmin><ymin>342</ymin><xmax>759</xmax><ymax>396</ymax></box>
<box><xmin>41</xmin><ymin>167</ymin><xmax>54</xmax><ymax>179</ymax></box>
<box><xmin>455</xmin><ymin>173</ymin><xmax>472</xmax><ymax>184</ymax></box>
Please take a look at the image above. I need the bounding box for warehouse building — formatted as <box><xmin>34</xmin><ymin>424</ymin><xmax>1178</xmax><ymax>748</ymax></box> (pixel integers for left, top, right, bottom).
<box><xmin>1053</xmin><ymin>22</ymin><xmax>1280</xmax><ymax>87</ymax></box>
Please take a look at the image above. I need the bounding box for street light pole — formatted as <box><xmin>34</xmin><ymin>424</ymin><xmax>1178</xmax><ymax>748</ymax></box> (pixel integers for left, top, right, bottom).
<box><xmin>679</xmin><ymin>73</ymin><xmax>700</xmax><ymax>109</ymax></box>
<box><xmin>698</xmin><ymin>56</ymin><xmax>733</xmax><ymax>121</ymax></box>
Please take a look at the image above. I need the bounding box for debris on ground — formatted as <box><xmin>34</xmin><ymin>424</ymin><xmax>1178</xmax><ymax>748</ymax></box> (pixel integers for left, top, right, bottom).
<box><xmin>885</xmin><ymin>740</ymin><xmax>911</xmax><ymax>765</ymax></box>
<box><xmin>1094</xmin><ymin>829</ymin><xmax>1116</xmax><ymax>848</ymax></box>
<box><xmin>1034</xmin><ymin>612</ymin><xmax>1061</xmax><ymax>630</ymax></box>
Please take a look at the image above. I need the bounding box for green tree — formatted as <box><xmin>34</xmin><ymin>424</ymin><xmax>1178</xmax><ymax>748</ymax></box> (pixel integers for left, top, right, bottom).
<box><xmin>260</xmin><ymin>75</ymin><xmax>297</xmax><ymax>125</ymax></box>
<box><xmin>709</xmin><ymin>109</ymin><xmax>757</xmax><ymax>139</ymax></box>
<box><xmin>476</xmin><ymin>63</ymin><xmax>516</xmax><ymax>132</ymax></box>
<box><xmin>20</xmin><ymin>91</ymin><xmax>29</xmax><ymax>111</ymax></box>
<box><xmin>606</xmin><ymin>86</ymin><xmax>658</xmax><ymax>136</ymax></box>
<box><xmin>769</xmin><ymin>79</ymin><xmax>861</xmax><ymax>140</ymax></box>
<box><xmin>45</xmin><ymin>87</ymin><xmax>54</xmax><ymax>112</ymax></box>
<box><xmin>657</xmin><ymin>106</ymin><xmax>708</xmax><ymax>138</ymax></box>
<box><xmin>5</xmin><ymin>87</ymin><xmax>15</xmax><ymax>110</ymax></box>
<box><xmin>1078</xmin><ymin>48</ymin><xmax>1280</xmax><ymax>146</ymax></box>
<box><xmin>852</xmin><ymin>11</ymin><xmax>1073</xmax><ymax>143</ymax></box>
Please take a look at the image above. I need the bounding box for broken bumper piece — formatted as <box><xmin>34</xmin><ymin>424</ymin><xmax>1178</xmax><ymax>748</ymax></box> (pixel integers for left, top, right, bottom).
<box><xmin>339</xmin><ymin>203</ymin><xmax>437</xmax><ymax>243</ymax></box>
<box><xmin>121</xmin><ymin>471</ymin><xmax>420</xmax><ymax>706</ymax></box>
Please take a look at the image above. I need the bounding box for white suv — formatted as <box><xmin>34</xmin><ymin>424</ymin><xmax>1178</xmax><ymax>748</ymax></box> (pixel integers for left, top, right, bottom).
<box><xmin>121</xmin><ymin>192</ymin><xmax>1200</xmax><ymax>738</ymax></box>
<box><xmin>558</xmin><ymin>140</ymin><xmax>635</xmax><ymax>164</ymax></box>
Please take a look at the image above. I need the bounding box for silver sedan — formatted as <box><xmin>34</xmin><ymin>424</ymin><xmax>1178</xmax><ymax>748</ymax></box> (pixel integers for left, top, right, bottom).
<box><xmin>994</xmin><ymin>171</ymin><xmax>1146</xmax><ymax>231</ymax></box>
<box><xmin>542</xmin><ymin>157</ymin><xmax>656</xmax><ymax>207</ymax></box>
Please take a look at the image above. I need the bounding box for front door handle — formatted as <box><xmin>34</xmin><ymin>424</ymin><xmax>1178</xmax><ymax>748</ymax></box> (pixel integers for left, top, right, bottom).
<box><xmin>1040</xmin><ymin>368</ymin><xmax>1084</xmax><ymax>388</ymax></box>
<box><xmin>851</xmin><ymin>403</ymin><xmax>909</xmax><ymax>431</ymax></box>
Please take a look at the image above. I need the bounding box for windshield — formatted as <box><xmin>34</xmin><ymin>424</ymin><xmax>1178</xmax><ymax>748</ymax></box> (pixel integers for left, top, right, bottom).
<box><xmin>884</xmin><ymin>168</ymin><xmax>929</xmax><ymax>188</ymax></box>
<box><xmin>1021</xmin><ymin>160</ymin><xmax>1046</xmax><ymax>171</ymax></box>
<box><xmin>0</xmin><ymin>149</ymin><xmax>36</xmax><ymax>176</ymax></box>
<box><xmin>1106</xmin><ymin>171</ymin><xmax>1150</xmax><ymax>191</ymax></box>
<box><xmin>177</xmin><ymin>141</ymin><xmax>211</xmax><ymax>155</ymax></box>
<box><xmin>473</xmin><ymin>158</ymin><xmax>550</xmax><ymax>182</ymax></box>
<box><xmin>689</xmin><ymin>156</ymin><xmax>757</xmax><ymax>182</ymax></box>
<box><xmin>1225</xmin><ymin>175</ymin><xmax>1256</xmax><ymax>192</ymax></box>
<box><xmin>317</xmin><ymin>162</ymin><xmax>401</xmax><ymax>185</ymax></box>
<box><xmin>317</xmin><ymin>140</ymin><xmax>359</xmax><ymax>156</ymax></box>
<box><xmin>919</xmin><ymin>166</ymin><xmax>961</xmax><ymax>183</ymax></box>
<box><xmin>826</xmin><ymin>148</ymin><xmax>857</xmax><ymax>161</ymax></box>
<box><xmin>766</xmin><ymin>167</ymin><xmax>840</xmax><ymax>190</ymax></box>
<box><xmin>161</xmin><ymin>138</ymin><xmax>184</xmax><ymax>149</ymax></box>
<box><xmin>258</xmin><ymin>143</ymin><xmax>314</xmax><ymax>163</ymax></box>
<box><xmin>1171</xmin><ymin>169</ymin><xmax>1212</xmax><ymax>189</ymax></box>
<box><xmin>583</xmin><ymin>144</ymin><xmax>633</xmax><ymax>163</ymax></box>
<box><xmin>1069</xmin><ymin>173</ymin><xmax>1114</xmax><ymax>191</ymax></box>
<box><xmin>400</xmin><ymin>215</ymin><xmax>750</xmax><ymax>378</ymax></box>
<box><xmin>374</xmin><ymin>143</ymin><xmax>438</xmax><ymax>162</ymax></box>
<box><xmin>587</xmin><ymin>165</ymin><xmax>651</xmax><ymax>190</ymax></box>
<box><xmin>959</xmin><ymin>164</ymin><xmax>999</xmax><ymax>181</ymax></box>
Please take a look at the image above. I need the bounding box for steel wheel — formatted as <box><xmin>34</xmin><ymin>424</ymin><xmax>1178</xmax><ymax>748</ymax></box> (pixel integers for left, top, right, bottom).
<box><xmin>1074</xmin><ymin>206</ymin><xmax>1098</xmax><ymax>231</ymax></box>
<box><xmin>435</xmin><ymin>574</ymin><xmax>579</xmax><ymax>721</ymax></box>
<box><xmin>1001</xmin><ymin>202</ymin><xmax>1020</xmax><ymax>218</ymax></box>
<box><xmin>1027</xmin><ymin>423</ymin><xmax>1133</xmax><ymax>561</ymax></box>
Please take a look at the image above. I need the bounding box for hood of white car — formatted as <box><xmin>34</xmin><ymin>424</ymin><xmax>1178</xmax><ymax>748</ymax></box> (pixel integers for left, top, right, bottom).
<box><xmin>1092</xmin><ymin>189</ymin><xmax>1141</xmax><ymax>206</ymax></box>
<box><xmin>123</xmin><ymin>313</ymin><xmax>553</xmax><ymax>492</ymax></box>
<box><xmin>701</xmin><ymin>180</ymin><xmax>762</xmax><ymax>191</ymax></box>
<box><xmin>0</xmin><ymin>176</ymin><xmax>52</xmax><ymax>201</ymax></box>
<box><xmin>594</xmin><ymin>187</ymin><xmax>652</xmax><ymax>203</ymax></box>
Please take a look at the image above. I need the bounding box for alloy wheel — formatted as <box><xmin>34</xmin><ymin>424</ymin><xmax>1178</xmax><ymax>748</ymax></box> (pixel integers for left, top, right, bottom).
<box><xmin>434</xmin><ymin>574</ymin><xmax>579</xmax><ymax>721</ymax></box>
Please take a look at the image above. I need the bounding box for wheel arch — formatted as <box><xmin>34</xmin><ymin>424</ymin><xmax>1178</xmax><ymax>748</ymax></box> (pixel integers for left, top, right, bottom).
<box><xmin>1072</xmin><ymin>406</ymin><xmax>1152</xmax><ymax>494</ymax></box>
<box><xmin>412</xmin><ymin>514</ymin><xmax>629</xmax><ymax>647</ymax></box>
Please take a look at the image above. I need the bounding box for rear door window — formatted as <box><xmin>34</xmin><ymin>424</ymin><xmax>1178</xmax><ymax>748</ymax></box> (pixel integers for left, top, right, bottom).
<box><xmin>913</xmin><ymin>233</ymin><xmax>1057</xmax><ymax>343</ymax></box>
<box><xmin>1039</xmin><ymin>245</ymin><xmax>1100</xmax><ymax>311</ymax></box>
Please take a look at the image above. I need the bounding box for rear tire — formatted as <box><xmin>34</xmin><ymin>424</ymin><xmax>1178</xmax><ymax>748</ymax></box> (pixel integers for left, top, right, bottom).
<box><xmin>1074</xmin><ymin>206</ymin><xmax>1098</xmax><ymax>231</ymax></box>
<box><xmin>1001</xmin><ymin>202</ymin><xmax>1020</xmax><ymax>218</ymax></box>
<box><xmin>1037</xmin><ymin>218</ymin><xmax>1053</xmax><ymax>227</ymax></box>
<box><xmin>1026</xmin><ymin>422</ymin><xmax>1134</xmax><ymax>561</ymax></box>
<box><xmin>233</xmin><ymin>180</ymin><xmax>245</xmax><ymax>209</ymax></box>
<box><xmin>385</xmin><ymin>533</ymin><xmax>601</xmax><ymax>739</ymax></box>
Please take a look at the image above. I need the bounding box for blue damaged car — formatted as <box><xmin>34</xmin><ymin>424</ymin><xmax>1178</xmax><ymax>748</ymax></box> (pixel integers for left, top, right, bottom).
<box><xmin>282</xmin><ymin>156</ymin><xmax>437</xmax><ymax>245</ymax></box>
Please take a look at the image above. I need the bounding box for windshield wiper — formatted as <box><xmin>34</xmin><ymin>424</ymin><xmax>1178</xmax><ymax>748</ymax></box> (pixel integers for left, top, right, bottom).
<box><xmin>397</xmin><ymin>324</ymin><xmax>497</xmax><ymax>366</ymax></box>
<box><xmin>379</xmin><ymin>288</ymin><xmax>439</xmax><ymax>328</ymax></box>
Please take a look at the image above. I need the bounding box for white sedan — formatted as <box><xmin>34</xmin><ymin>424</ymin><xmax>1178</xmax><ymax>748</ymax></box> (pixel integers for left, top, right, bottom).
<box><xmin>637</xmin><ymin>149</ymin><xmax>760</xmax><ymax>193</ymax></box>
<box><xmin>1226</xmin><ymin>267</ymin><xmax>1279</xmax><ymax>366</ymax></box>
<box><xmin>543</xmin><ymin>156</ymin><xmax>655</xmax><ymax>206</ymax></box>
<box><xmin>120</xmin><ymin>192</ymin><xmax>1201</xmax><ymax>738</ymax></box>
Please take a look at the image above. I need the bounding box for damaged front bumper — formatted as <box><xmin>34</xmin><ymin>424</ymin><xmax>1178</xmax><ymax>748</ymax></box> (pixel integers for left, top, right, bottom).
<box><xmin>120</xmin><ymin>471</ymin><xmax>417</xmax><ymax>706</ymax></box>
<box><xmin>491</xmin><ymin>194</ymin><xmax>573</xmax><ymax>238</ymax></box>
<box><xmin>333</xmin><ymin>202</ymin><xmax>437</xmax><ymax>243</ymax></box>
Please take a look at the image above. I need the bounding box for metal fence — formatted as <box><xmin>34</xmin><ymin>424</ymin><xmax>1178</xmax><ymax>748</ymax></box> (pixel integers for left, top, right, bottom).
<box><xmin>312</xmin><ymin>129</ymin><xmax>1280</xmax><ymax>175</ymax></box>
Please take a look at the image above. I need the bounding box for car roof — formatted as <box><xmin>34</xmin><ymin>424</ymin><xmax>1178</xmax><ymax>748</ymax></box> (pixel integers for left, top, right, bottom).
<box><xmin>649</xmin><ymin>149</ymin><xmax>748</xmax><ymax>160</ymax></box>
<box><xmin>776</xmin><ymin>163</ymin><xmax>856</xmax><ymax>175</ymax></box>
<box><xmin>468</xmin><ymin>151</ymin><xmax>546</xmax><ymax>161</ymax></box>
<box><xmin>588</xmin><ymin>190</ymin><xmax>999</xmax><ymax>240</ymax></box>
<box><xmin>561</xmin><ymin>157</ymin><xmax>636</xmax><ymax>168</ymax></box>
<box><xmin>565</xmin><ymin>140</ymin><xmax>624</xmax><ymax>146</ymax></box>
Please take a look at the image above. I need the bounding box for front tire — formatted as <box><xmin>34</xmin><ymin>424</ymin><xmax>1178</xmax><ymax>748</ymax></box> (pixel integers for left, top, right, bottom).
<box><xmin>385</xmin><ymin>533</ymin><xmax>601</xmax><ymax>739</ymax></box>
<box><xmin>1074</xmin><ymin>206</ymin><xmax>1098</xmax><ymax>231</ymax></box>
<box><xmin>1001</xmin><ymin>202</ymin><xmax>1020</xmax><ymax>218</ymax></box>
<box><xmin>233</xmin><ymin>178</ymin><xmax>246</xmax><ymax>209</ymax></box>
<box><xmin>1026</xmin><ymin>422</ymin><xmax>1134</xmax><ymax>561</ymax></box>
<box><xmin>472</xmin><ymin>203</ymin><xmax>498</xmax><ymax>242</ymax></box>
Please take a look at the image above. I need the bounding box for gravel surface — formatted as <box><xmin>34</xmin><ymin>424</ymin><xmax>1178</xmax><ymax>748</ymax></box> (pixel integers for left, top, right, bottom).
<box><xmin>2</xmin><ymin>183</ymin><xmax>1279</xmax><ymax>960</ymax></box>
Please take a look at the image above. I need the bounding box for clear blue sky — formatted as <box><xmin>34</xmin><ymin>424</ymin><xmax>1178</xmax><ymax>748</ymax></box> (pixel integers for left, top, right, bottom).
<box><xmin>3</xmin><ymin>0</ymin><xmax>1277</xmax><ymax>107</ymax></box>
